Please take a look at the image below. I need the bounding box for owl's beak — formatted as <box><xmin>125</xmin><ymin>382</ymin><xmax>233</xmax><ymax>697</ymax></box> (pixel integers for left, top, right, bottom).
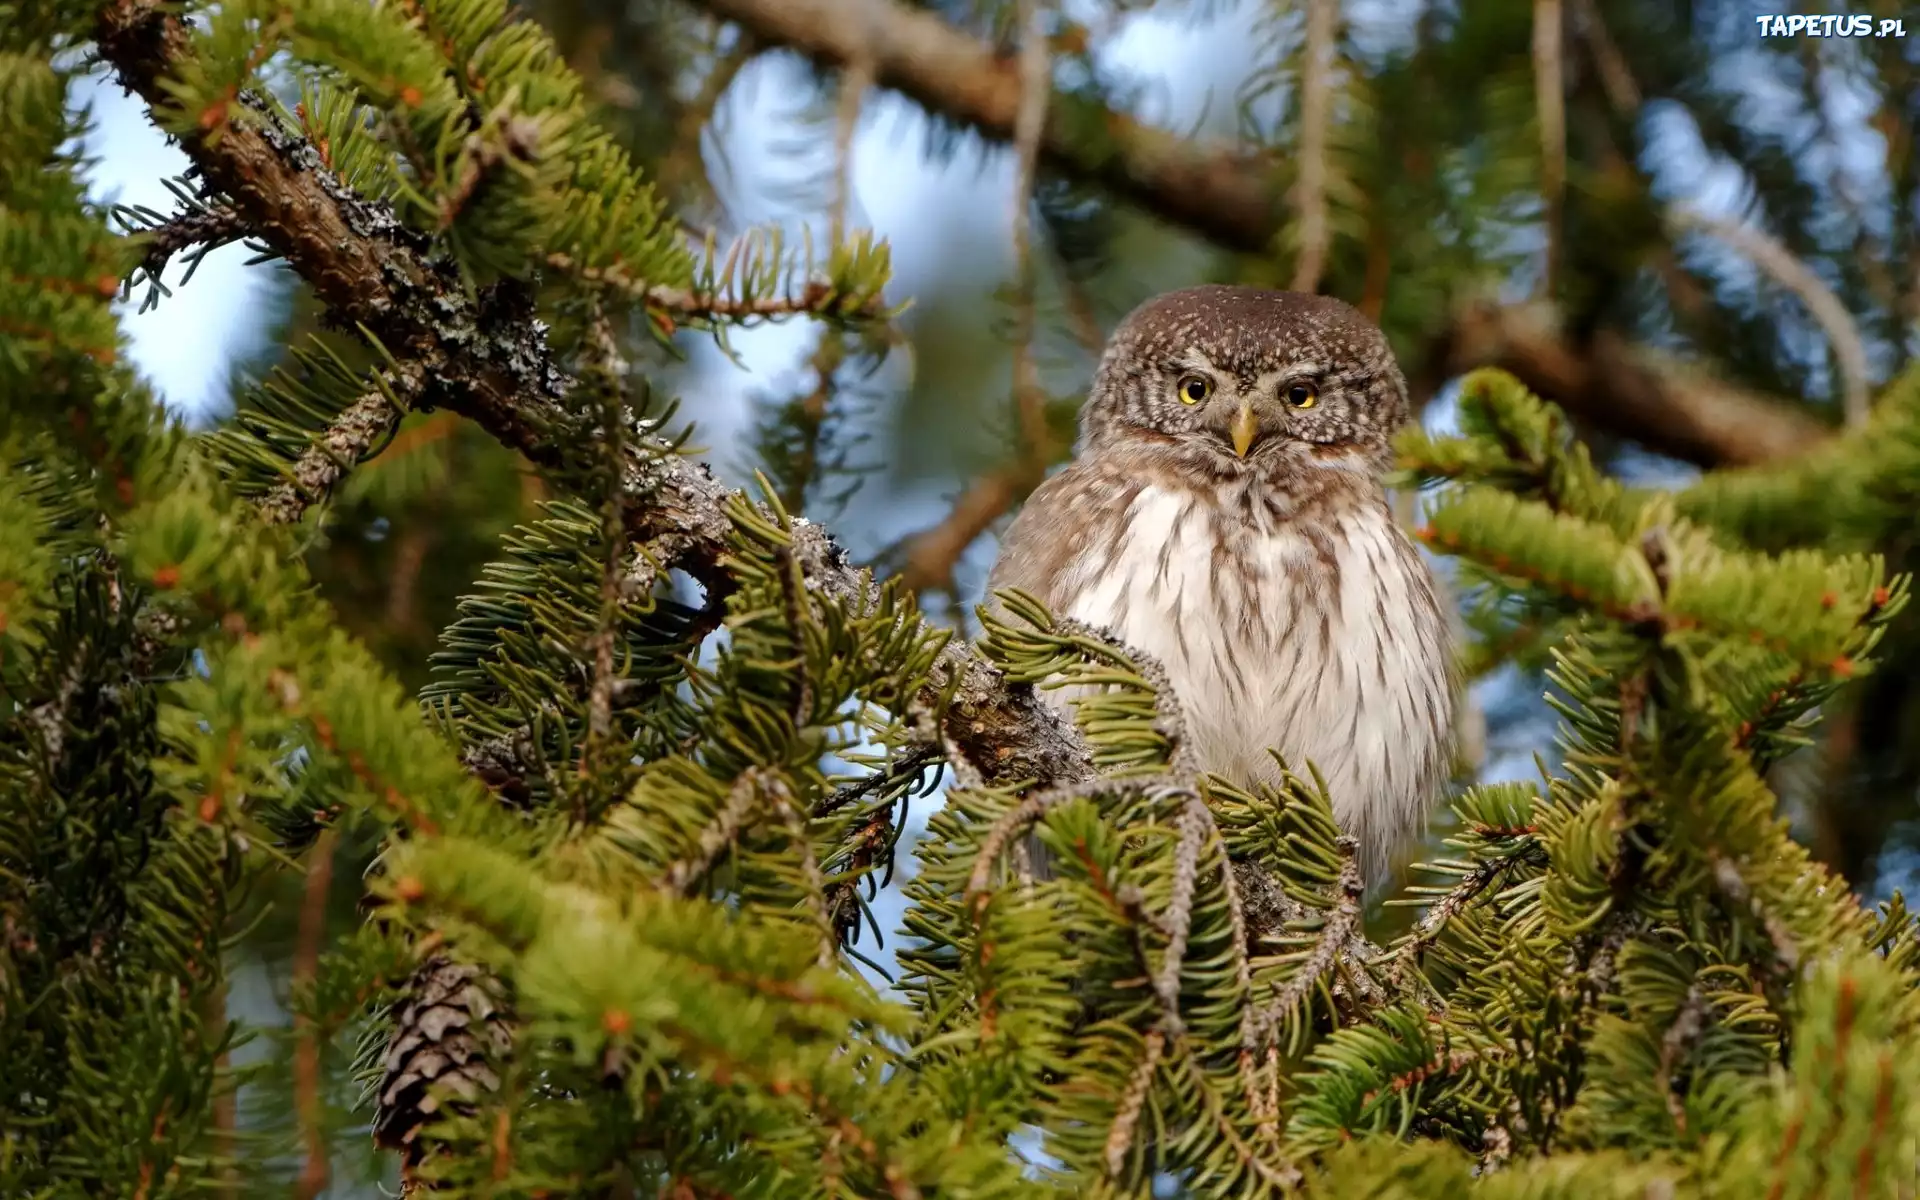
<box><xmin>1229</xmin><ymin>401</ymin><xmax>1259</xmax><ymax>458</ymax></box>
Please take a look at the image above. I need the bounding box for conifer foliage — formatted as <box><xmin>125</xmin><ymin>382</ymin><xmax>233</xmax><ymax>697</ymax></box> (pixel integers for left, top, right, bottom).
<box><xmin>6</xmin><ymin>0</ymin><xmax>1920</xmax><ymax>1197</ymax></box>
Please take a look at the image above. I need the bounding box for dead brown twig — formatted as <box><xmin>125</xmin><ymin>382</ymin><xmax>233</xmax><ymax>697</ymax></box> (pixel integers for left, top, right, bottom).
<box><xmin>293</xmin><ymin>830</ymin><xmax>338</xmax><ymax>1200</ymax></box>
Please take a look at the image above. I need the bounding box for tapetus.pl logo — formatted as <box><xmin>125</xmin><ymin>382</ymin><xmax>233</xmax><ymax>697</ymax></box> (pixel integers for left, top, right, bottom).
<box><xmin>1753</xmin><ymin>13</ymin><xmax>1908</xmax><ymax>37</ymax></box>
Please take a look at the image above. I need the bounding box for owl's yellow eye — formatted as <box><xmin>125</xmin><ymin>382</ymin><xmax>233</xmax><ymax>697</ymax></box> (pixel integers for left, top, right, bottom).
<box><xmin>1285</xmin><ymin>382</ymin><xmax>1318</xmax><ymax>409</ymax></box>
<box><xmin>1176</xmin><ymin>375</ymin><xmax>1212</xmax><ymax>405</ymax></box>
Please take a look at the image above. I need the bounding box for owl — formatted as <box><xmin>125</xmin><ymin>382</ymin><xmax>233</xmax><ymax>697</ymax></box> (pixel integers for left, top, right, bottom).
<box><xmin>986</xmin><ymin>285</ymin><xmax>1455</xmax><ymax>881</ymax></box>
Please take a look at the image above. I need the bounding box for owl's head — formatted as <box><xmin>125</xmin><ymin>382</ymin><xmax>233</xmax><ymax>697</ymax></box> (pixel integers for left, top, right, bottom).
<box><xmin>1080</xmin><ymin>286</ymin><xmax>1409</xmax><ymax>475</ymax></box>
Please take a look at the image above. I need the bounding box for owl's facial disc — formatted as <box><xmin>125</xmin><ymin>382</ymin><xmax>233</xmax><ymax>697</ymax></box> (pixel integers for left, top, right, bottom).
<box><xmin>1185</xmin><ymin>370</ymin><xmax>1297</xmax><ymax>460</ymax></box>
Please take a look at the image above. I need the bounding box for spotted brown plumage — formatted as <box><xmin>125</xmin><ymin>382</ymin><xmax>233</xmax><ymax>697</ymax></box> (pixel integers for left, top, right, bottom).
<box><xmin>987</xmin><ymin>286</ymin><xmax>1455</xmax><ymax>880</ymax></box>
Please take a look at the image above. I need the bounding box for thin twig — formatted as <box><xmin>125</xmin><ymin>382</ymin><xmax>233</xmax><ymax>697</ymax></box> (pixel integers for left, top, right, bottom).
<box><xmin>1102</xmin><ymin>1029</ymin><xmax>1164</xmax><ymax>1178</ymax></box>
<box><xmin>1711</xmin><ymin>854</ymin><xmax>1802</xmax><ymax>970</ymax></box>
<box><xmin>1217</xmin><ymin>851</ymin><xmax>1279</xmax><ymax>1141</ymax></box>
<box><xmin>1244</xmin><ymin>840</ymin><xmax>1364</xmax><ymax>1051</ymax></box>
<box><xmin>891</xmin><ymin>467</ymin><xmax>1027</xmax><ymax>595</ymax></box>
<box><xmin>1149</xmin><ymin>799</ymin><xmax>1209</xmax><ymax>1033</ymax></box>
<box><xmin>966</xmin><ymin>774</ymin><xmax>1175</xmax><ymax>898</ymax></box>
<box><xmin>582</xmin><ymin>304</ymin><xmax>630</xmax><ymax>778</ymax></box>
<box><xmin>293</xmin><ymin>830</ymin><xmax>338</xmax><ymax>1200</ymax></box>
<box><xmin>768</xmin><ymin>776</ymin><xmax>839</xmax><ymax>970</ymax></box>
<box><xmin>546</xmin><ymin>253</ymin><xmax>884</xmax><ymax>324</ymax></box>
<box><xmin>1667</xmin><ymin>204</ymin><xmax>1873</xmax><ymax>427</ymax></box>
<box><xmin>1009</xmin><ymin>0</ymin><xmax>1054</xmax><ymax>466</ymax></box>
<box><xmin>257</xmin><ymin>368</ymin><xmax>421</xmax><ymax>525</ymax></box>
<box><xmin>1532</xmin><ymin>0</ymin><xmax>1565</xmax><ymax>297</ymax></box>
<box><xmin>1395</xmin><ymin>842</ymin><xmax>1540</xmax><ymax>963</ymax></box>
<box><xmin>114</xmin><ymin>197</ymin><xmax>247</xmax><ymax>310</ymax></box>
<box><xmin>1655</xmin><ymin>981</ymin><xmax>1706</xmax><ymax>1132</ymax></box>
<box><xmin>1289</xmin><ymin>0</ymin><xmax>1337</xmax><ymax>294</ymax></box>
<box><xmin>659</xmin><ymin>771</ymin><xmax>765</xmax><ymax>893</ymax></box>
<box><xmin>1571</xmin><ymin>0</ymin><xmax>1638</xmax><ymax>111</ymax></box>
<box><xmin>781</xmin><ymin>54</ymin><xmax>874</xmax><ymax>515</ymax></box>
<box><xmin>816</xmin><ymin>744</ymin><xmax>937</xmax><ymax>818</ymax></box>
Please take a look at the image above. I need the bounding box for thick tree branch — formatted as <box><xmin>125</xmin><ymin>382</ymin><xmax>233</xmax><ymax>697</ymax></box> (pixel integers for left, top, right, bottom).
<box><xmin>1431</xmin><ymin>300</ymin><xmax>1833</xmax><ymax>467</ymax></box>
<box><xmin>681</xmin><ymin>0</ymin><xmax>1837</xmax><ymax>470</ymax></box>
<box><xmin>685</xmin><ymin>0</ymin><xmax>1283</xmax><ymax>254</ymax></box>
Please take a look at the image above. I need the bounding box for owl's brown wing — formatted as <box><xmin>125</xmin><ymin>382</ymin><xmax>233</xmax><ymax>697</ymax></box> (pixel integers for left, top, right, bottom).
<box><xmin>985</xmin><ymin>461</ymin><xmax>1137</xmax><ymax>621</ymax></box>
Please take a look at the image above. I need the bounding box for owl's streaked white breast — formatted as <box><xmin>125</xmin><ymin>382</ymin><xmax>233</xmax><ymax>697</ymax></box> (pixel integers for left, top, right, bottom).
<box><xmin>1044</xmin><ymin>481</ymin><xmax>1451</xmax><ymax>877</ymax></box>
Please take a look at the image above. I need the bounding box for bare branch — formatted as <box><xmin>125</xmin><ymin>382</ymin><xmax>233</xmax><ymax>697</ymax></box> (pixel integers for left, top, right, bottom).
<box><xmin>1289</xmin><ymin>0</ymin><xmax>1337</xmax><ymax>294</ymax></box>
<box><xmin>1009</xmin><ymin>0</ymin><xmax>1054</xmax><ymax>462</ymax></box>
<box><xmin>892</xmin><ymin>468</ymin><xmax>1027</xmax><ymax>595</ymax></box>
<box><xmin>293</xmin><ymin>831</ymin><xmax>338</xmax><ymax>1200</ymax></box>
<box><xmin>1532</xmin><ymin>0</ymin><xmax>1565</xmax><ymax>297</ymax></box>
<box><xmin>1667</xmin><ymin>204</ymin><xmax>1873</xmax><ymax>427</ymax></box>
<box><xmin>1571</xmin><ymin>0</ymin><xmax>1639</xmax><ymax>111</ymax></box>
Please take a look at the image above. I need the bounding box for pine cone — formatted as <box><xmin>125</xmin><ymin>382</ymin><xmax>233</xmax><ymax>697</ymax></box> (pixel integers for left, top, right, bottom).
<box><xmin>374</xmin><ymin>955</ymin><xmax>513</xmax><ymax>1160</ymax></box>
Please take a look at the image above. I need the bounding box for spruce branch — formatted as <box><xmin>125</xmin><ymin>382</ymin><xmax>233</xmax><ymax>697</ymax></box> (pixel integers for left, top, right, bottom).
<box><xmin>581</xmin><ymin>304</ymin><xmax>630</xmax><ymax>767</ymax></box>
<box><xmin>548</xmin><ymin>251</ymin><xmax>890</xmax><ymax>326</ymax></box>
<box><xmin>1244</xmin><ymin>839</ymin><xmax>1364</xmax><ymax>1053</ymax></box>
<box><xmin>1392</xmin><ymin>838</ymin><xmax>1543</xmax><ymax>965</ymax></box>
<box><xmin>1150</xmin><ymin>798</ymin><xmax>1209</xmax><ymax>1032</ymax></box>
<box><xmin>112</xmin><ymin>185</ymin><xmax>250</xmax><ymax>313</ymax></box>
<box><xmin>658</xmin><ymin>768</ymin><xmax>765</xmax><ymax>894</ymax></box>
<box><xmin>1431</xmin><ymin>300</ymin><xmax>1831</xmax><ymax>467</ymax></box>
<box><xmin>255</xmin><ymin>368</ymin><xmax>420</xmax><ymax>525</ymax></box>
<box><xmin>1103</xmin><ymin>1029</ymin><xmax>1165</xmax><ymax>1178</ymax></box>
<box><xmin>91</xmin><ymin>0</ymin><xmax>1087</xmax><ymax>813</ymax></box>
